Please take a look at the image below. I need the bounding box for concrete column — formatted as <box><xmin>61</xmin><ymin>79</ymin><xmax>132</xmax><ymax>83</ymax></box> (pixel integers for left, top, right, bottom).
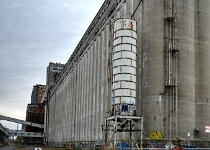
<box><xmin>83</xmin><ymin>52</ymin><xmax>88</xmax><ymax>141</ymax></box>
<box><xmin>93</xmin><ymin>41</ymin><xmax>97</xmax><ymax>141</ymax></box>
<box><xmin>195</xmin><ymin>0</ymin><xmax>210</xmax><ymax>140</ymax></box>
<box><xmin>90</xmin><ymin>44</ymin><xmax>95</xmax><ymax>141</ymax></box>
<box><xmin>87</xmin><ymin>48</ymin><xmax>91</xmax><ymax>141</ymax></box>
<box><xmin>133</xmin><ymin>0</ymin><xmax>142</xmax><ymax>118</ymax></box>
<box><xmin>67</xmin><ymin>73</ymin><xmax>71</xmax><ymax>142</ymax></box>
<box><xmin>86</xmin><ymin>50</ymin><xmax>90</xmax><ymax>142</ymax></box>
<box><xmin>70</xmin><ymin>72</ymin><xmax>74</xmax><ymax>141</ymax></box>
<box><xmin>106</xmin><ymin>24</ymin><xmax>112</xmax><ymax>118</ymax></box>
<box><xmin>78</xmin><ymin>59</ymin><xmax>82</xmax><ymax>141</ymax></box>
<box><xmin>126</xmin><ymin>0</ymin><xmax>133</xmax><ymax>18</ymax></box>
<box><xmin>78</xmin><ymin>61</ymin><xmax>82</xmax><ymax>142</ymax></box>
<box><xmin>141</xmin><ymin>0</ymin><xmax>165</xmax><ymax>138</ymax></box>
<box><xmin>101</xmin><ymin>26</ymin><xmax>109</xmax><ymax>142</ymax></box>
<box><xmin>97</xmin><ymin>36</ymin><xmax>102</xmax><ymax>141</ymax></box>
<box><xmin>177</xmin><ymin>0</ymin><xmax>195</xmax><ymax>140</ymax></box>
<box><xmin>82</xmin><ymin>57</ymin><xmax>85</xmax><ymax>141</ymax></box>
<box><xmin>67</xmin><ymin>74</ymin><xmax>71</xmax><ymax>142</ymax></box>
<box><xmin>74</xmin><ymin>66</ymin><xmax>78</xmax><ymax>142</ymax></box>
<box><xmin>99</xmin><ymin>30</ymin><xmax>104</xmax><ymax>140</ymax></box>
<box><xmin>72</xmin><ymin>69</ymin><xmax>76</xmax><ymax>141</ymax></box>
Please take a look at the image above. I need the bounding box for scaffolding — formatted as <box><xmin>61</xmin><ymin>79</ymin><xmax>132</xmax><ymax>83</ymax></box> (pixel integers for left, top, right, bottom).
<box><xmin>103</xmin><ymin>115</ymin><xmax>143</xmax><ymax>148</ymax></box>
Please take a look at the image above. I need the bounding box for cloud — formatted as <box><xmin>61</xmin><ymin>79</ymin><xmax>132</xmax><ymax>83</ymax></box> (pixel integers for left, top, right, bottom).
<box><xmin>0</xmin><ymin>0</ymin><xmax>104</xmax><ymax>129</ymax></box>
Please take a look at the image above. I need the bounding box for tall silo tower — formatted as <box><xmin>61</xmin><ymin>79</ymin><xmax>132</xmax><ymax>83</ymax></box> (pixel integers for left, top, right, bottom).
<box><xmin>194</xmin><ymin>0</ymin><xmax>210</xmax><ymax>140</ymax></box>
<box><xmin>97</xmin><ymin>0</ymin><xmax>210</xmax><ymax>144</ymax></box>
<box><xmin>132</xmin><ymin>0</ymin><xmax>210</xmax><ymax>142</ymax></box>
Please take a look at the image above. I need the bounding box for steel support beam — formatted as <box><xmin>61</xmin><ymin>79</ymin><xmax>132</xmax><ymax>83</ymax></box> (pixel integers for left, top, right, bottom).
<box><xmin>9</xmin><ymin>131</ymin><xmax>44</xmax><ymax>137</ymax></box>
<box><xmin>0</xmin><ymin>115</ymin><xmax>44</xmax><ymax>129</ymax></box>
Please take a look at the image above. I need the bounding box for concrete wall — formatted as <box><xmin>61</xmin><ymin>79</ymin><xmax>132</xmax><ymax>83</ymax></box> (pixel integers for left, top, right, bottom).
<box><xmin>48</xmin><ymin>24</ymin><xmax>110</xmax><ymax>143</ymax></box>
<box><xmin>47</xmin><ymin>0</ymin><xmax>210</xmax><ymax>144</ymax></box>
<box><xmin>195</xmin><ymin>0</ymin><xmax>210</xmax><ymax>140</ymax></box>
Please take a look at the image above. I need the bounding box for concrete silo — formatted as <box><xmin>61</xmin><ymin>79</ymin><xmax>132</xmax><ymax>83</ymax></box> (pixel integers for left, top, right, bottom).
<box><xmin>195</xmin><ymin>0</ymin><xmax>210</xmax><ymax>140</ymax></box>
<box><xmin>45</xmin><ymin>0</ymin><xmax>210</xmax><ymax>147</ymax></box>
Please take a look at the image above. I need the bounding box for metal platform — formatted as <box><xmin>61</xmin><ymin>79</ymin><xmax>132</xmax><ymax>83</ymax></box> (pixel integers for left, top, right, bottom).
<box><xmin>103</xmin><ymin>115</ymin><xmax>143</xmax><ymax>148</ymax></box>
<box><xmin>9</xmin><ymin>131</ymin><xmax>44</xmax><ymax>137</ymax></box>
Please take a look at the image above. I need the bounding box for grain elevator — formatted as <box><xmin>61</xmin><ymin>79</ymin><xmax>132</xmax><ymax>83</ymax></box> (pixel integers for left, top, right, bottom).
<box><xmin>44</xmin><ymin>0</ymin><xmax>210</xmax><ymax>147</ymax></box>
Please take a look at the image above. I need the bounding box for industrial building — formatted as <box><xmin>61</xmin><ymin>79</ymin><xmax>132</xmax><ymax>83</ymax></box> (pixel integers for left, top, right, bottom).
<box><xmin>44</xmin><ymin>0</ymin><xmax>210</xmax><ymax>147</ymax></box>
<box><xmin>31</xmin><ymin>84</ymin><xmax>46</xmax><ymax>105</ymax></box>
<box><xmin>25</xmin><ymin>85</ymin><xmax>46</xmax><ymax>144</ymax></box>
<box><xmin>26</xmin><ymin>84</ymin><xmax>46</xmax><ymax>132</ymax></box>
<box><xmin>46</xmin><ymin>62</ymin><xmax>65</xmax><ymax>92</ymax></box>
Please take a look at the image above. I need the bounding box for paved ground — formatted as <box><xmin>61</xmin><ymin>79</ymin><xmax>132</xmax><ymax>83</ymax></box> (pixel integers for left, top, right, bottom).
<box><xmin>0</xmin><ymin>145</ymin><xmax>16</xmax><ymax>150</ymax></box>
<box><xmin>0</xmin><ymin>146</ymin><xmax>65</xmax><ymax>150</ymax></box>
<box><xmin>0</xmin><ymin>145</ymin><xmax>40</xmax><ymax>150</ymax></box>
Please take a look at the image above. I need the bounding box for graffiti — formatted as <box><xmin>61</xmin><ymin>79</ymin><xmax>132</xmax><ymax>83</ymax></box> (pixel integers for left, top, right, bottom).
<box><xmin>129</xmin><ymin>21</ymin><xmax>133</xmax><ymax>30</ymax></box>
<box><xmin>150</xmin><ymin>131</ymin><xmax>164</xmax><ymax>139</ymax></box>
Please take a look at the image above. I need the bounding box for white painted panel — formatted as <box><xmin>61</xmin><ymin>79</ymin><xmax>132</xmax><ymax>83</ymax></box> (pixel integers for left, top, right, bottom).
<box><xmin>114</xmin><ymin>30</ymin><xmax>137</xmax><ymax>39</ymax></box>
<box><xmin>113</xmin><ymin>52</ymin><xmax>121</xmax><ymax>60</ymax></box>
<box><xmin>113</xmin><ymin>51</ymin><xmax>136</xmax><ymax>60</ymax></box>
<box><xmin>113</xmin><ymin>66</ymin><xmax>121</xmax><ymax>74</ymax></box>
<box><xmin>114</xmin><ymin>37</ymin><xmax>136</xmax><ymax>46</ymax></box>
<box><xmin>113</xmin><ymin>81</ymin><xmax>136</xmax><ymax>89</ymax></box>
<box><xmin>113</xmin><ymin>66</ymin><xmax>135</xmax><ymax>74</ymax></box>
<box><xmin>114</xmin><ymin>89</ymin><xmax>136</xmax><ymax>97</ymax></box>
<box><xmin>114</xmin><ymin>97</ymin><xmax>121</xmax><ymax>104</ymax></box>
<box><xmin>121</xmin><ymin>51</ymin><xmax>136</xmax><ymax>59</ymax></box>
<box><xmin>122</xmin><ymin>37</ymin><xmax>136</xmax><ymax>45</ymax></box>
<box><xmin>113</xmin><ymin>58</ymin><xmax>136</xmax><ymax>67</ymax></box>
<box><xmin>121</xmin><ymin>66</ymin><xmax>136</xmax><ymax>74</ymax></box>
<box><xmin>114</xmin><ymin>74</ymin><xmax>136</xmax><ymax>82</ymax></box>
<box><xmin>131</xmin><ymin>45</ymin><xmax>137</xmax><ymax>53</ymax></box>
<box><xmin>113</xmin><ymin>37</ymin><xmax>121</xmax><ymax>46</ymax></box>
<box><xmin>132</xmin><ymin>60</ymin><xmax>136</xmax><ymax>67</ymax></box>
<box><xmin>114</xmin><ymin>44</ymin><xmax>133</xmax><ymax>53</ymax></box>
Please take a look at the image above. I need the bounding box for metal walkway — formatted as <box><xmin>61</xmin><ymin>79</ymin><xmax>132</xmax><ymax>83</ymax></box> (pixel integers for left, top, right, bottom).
<box><xmin>0</xmin><ymin>115</ymin><xmax>44</xmax><ymax>128</ymax></box>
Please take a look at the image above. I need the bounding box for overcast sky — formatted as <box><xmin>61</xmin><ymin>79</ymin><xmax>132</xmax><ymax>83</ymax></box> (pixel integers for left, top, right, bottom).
<box><xmin>0</xmin><ymin>0</ymin><xmax>104</xmax><ymax>130</ymax></box>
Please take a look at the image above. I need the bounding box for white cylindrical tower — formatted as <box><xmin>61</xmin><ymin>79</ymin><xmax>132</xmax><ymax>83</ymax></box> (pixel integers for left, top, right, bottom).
<box><xmin>112</xmin><ymin>18</ymin><xmax>137</xmax><ymax>116</ymax></box>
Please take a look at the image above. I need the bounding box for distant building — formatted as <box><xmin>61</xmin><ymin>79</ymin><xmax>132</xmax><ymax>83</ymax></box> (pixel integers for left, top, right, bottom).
<box><xmin>25</xmin><ymin>84</ymin><xmax>46</xmax><ymax>132</ymax></box>
<box><xmin>46</xmin><ymin>62</ymin><xmax>64</xmax><ymax>92</ymax></box>
<box><xmin>25</xmin><ymin>104</ymin><xmax>44</xmax><ymax>133</ymax></box>
<box><xmin>31</xmin><ymin>84</ymin><xmax>46</xmax><ymax>104</ymax></box>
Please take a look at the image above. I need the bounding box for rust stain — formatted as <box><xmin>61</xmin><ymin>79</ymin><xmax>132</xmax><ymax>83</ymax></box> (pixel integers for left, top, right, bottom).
<box><xmin>129</xmin><ymin>21</ymin><xmax>133</xmax><ymax>30</ymax></box>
